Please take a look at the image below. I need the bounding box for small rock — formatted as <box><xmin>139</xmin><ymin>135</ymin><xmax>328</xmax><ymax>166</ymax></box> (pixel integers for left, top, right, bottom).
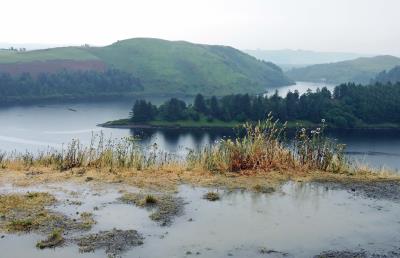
<box><xmin>1</xmin><ymin>235</ymin><xmax>4</xmax><ymax>239</ymax></box>
<box><xmin>188</xmin><ymin>218</ymin><xmax>193</xmax><ymax>222</ymax></box>
<box><xmin>85</xmin><ymin>177</ymin><xmax>94</xmax><ymax>182</ymax></box>
<box><xmin>186</xmin><ymin>251</ymin><xmax>192</xmax><ymax>255</ymax></box>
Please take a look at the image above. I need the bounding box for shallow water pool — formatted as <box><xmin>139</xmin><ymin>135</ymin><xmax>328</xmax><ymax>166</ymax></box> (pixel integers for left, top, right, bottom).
<box><xmin>0</xmin><ymin>182</ymin><xmax>399</xmax><ymax>257</ymax></box>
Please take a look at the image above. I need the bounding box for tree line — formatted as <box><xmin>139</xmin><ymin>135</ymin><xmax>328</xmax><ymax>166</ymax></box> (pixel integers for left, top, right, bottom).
<box><xmin>131</xmin><ymin>82</ymin><xmax>400</xmax><ymax>128</ymax></box>
<box><xmin>0</xmin><ymin>69</ymin><xmax>143</xmax><ymax>104</ymax></box>
<box><xmin>373</xmin><ymin>65</ymin><xmax>400</xmax><ymax>84</ymax></box>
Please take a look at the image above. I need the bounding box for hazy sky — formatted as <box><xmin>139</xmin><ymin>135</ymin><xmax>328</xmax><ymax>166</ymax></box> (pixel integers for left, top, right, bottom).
<box><xmin>2</xmin><ymin>0</ymin><xmax>400</xmax><ymax>55</ymax></box>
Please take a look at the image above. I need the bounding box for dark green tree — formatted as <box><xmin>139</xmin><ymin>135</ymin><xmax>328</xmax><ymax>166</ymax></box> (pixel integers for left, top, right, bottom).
<box><xmin>194</xmin><ymin>94</ymin><xmax>208</xmax><ymax>114</ymax></box>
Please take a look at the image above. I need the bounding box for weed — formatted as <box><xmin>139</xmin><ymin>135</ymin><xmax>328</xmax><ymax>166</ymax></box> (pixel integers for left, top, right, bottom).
<box><xmin>36</xmin><ymin>228</ymin><xmax>64</xmax><ymax>249</ymax></box>
<box><xmin>7</xmin><ymin>219</ymin><xmax>34</xmax><ymax>231</ymax></box>
<box><xmin>203</xmin><ymin>192</ymin><xmax>220</xmax><ymax>201</ymax></box>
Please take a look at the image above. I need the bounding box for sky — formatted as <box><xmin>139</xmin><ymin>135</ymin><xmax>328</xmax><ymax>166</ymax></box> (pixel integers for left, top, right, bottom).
<box><xmin>1</xmin><ymin>0</ymin><xmax>400</xmax><ymax>55</ymax></box>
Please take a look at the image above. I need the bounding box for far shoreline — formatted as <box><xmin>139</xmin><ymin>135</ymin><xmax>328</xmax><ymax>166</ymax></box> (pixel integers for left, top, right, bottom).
<box><xmin>98</xmin><ymin>119</ymin><xmax>400</xmax><ymax>132</ymax></box>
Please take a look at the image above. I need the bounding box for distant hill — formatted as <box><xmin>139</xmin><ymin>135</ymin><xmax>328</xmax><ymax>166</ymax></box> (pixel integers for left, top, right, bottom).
<box><xmin>244</xmin><ymin>49</ymin><xmax>368</xmax><ymax>70</ymax></box>
<box><xmin>0</xmin><ymin>38</ymin><xmax>293</xmax><ymax>96</ymax></box>
<box><xmin>373</xmin><ymin>65</ymin><xmax>400</xmax><ymax>84</ymax></box>
<box><xmin>285</xmin><ymin>55</ymin><xmax>400</xmax><ymax>84</ymax></box>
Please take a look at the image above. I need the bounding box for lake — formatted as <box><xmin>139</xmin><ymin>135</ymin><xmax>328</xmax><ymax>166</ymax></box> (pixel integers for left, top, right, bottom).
<box><xmin>0</xmin><ymin>82</ymin><xmax>399</xmax><ymax>171</ymax></box>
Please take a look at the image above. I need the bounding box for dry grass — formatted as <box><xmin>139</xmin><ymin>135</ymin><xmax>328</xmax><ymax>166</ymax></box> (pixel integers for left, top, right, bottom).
<box><xmin>0</xmin><ymin>192</ymin><xmax>56</xmax><ymax>232</ymax></box>
<box><xmin>0</xmin><ymin>117</ymin><xmax>398</xmax><ymax>190</ymax></box>
<box><xmin>0</xmin><ymin>191</ymin><xmax>97</xmax><ymax>234</ymax></box>
<box><xmin>203</xmin><ymin>192</ymin><xmax>220</xmax><ymax>201</ymax></box>
<box><xmin>120</xmin><ymin>192</ymin><xmax>183</xmax><ymax>226</ymax></box>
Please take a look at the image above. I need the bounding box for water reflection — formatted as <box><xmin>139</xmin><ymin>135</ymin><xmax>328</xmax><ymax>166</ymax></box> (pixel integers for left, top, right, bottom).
<box><xmin>1</xmin><ymin>182</ymin><xmax>400</xmax><ymax>258</ymax></box>
<box><xmin>267</xmin><ymin>81</ymin><xmax>337</xmax><ymax>96</ymax></box>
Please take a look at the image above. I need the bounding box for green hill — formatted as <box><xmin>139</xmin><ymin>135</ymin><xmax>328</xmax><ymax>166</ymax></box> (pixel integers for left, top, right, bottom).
<box><xmin>0</xmin><ymin>47</ymin><xmax>99</xmax><ymax>63</ymax></box>
<box><xmin>285</xmin><ymin>55</ymin><xmax>400</xmax><ymax>84</ymax></box>
<box><xmin>244</xmin><ymin>49</ymin><xmax>368</xmax><ymax>70</ymax></box>
<box><xmin>0</xmin><ymin>38</ymin><xmax>293</xmax><ymax>96</ymax></box>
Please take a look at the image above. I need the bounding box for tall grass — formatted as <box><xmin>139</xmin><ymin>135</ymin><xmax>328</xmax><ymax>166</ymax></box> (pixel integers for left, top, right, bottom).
<box><xmin>293</xmin><ymin>120</ymin><xmax>347</xmax><ymax>172</ymax></box>
<box><xmin>1</xmin><ymin>116</ymin><xmax>348</xmax><ymax>174</ymax></box>
<box><xmin>1</xmin><ymin>133</ymin><xmax>178</xmax><ymax>171</ymax></box>
<box><xmin>188</xmin><ymin>114</ymin><xmax>348</xmax><ymax>173</ymax></box>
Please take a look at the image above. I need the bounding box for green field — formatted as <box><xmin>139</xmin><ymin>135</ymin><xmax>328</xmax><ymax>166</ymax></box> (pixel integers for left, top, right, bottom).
<box><xmin>0</xmin><ymin>47</ymin><xmax>99</xmax><ymax>63</ymax></box>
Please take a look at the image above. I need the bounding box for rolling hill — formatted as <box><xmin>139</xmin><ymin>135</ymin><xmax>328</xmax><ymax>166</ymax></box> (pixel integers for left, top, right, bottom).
<box><xmin>0</xmin><ymin>38</ymin><xmax>293</xmax><ymax>96</ymax></box>
<box><xmin>285</xmin><ymin>55</ymin><xmax>400</xmax><ymax>84</ymax></box>
<box><xmin>244</xmin><ymin>49</ymin><xmax>368</xmax><ymax>71</ymax></box>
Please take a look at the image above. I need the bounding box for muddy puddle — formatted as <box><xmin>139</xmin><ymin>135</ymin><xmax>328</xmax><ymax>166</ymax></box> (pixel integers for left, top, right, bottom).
<box><xmin>1</xmin><ymin>182</ymin><xmax>400</xmax><ymax>258</ymax></box>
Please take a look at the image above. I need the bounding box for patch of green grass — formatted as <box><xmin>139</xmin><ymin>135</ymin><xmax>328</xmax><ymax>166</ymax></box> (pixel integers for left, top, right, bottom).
<box><xmin>0</xmin><ymin>47</ymin><xmax>99</xmax><ymax>64</ymax></box>
<box><xmin>36</xmin><ymin>229</ymin><xmax>64</xmax><ymax>249</ymax></box>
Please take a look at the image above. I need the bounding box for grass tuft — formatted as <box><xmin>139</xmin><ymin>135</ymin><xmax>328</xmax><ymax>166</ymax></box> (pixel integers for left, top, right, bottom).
<box><xmin>203</xmin><ymin>192</ymin><xmax>220</xmax><ymax>201</ymax></box>
<box><xmin>36</xmin><ymin>229</ymin><xmax>64</xmax><ymax>249</ymax></box>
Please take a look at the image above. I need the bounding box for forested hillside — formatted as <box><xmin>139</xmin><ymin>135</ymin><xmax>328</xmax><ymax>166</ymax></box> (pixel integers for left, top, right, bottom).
<box><xmin>0</xmin><ymin>38</ymin><xmax>293</xmax><ymax>100</ymax></box>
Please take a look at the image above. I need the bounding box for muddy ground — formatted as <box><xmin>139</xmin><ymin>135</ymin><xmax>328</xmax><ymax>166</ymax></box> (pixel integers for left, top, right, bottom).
<box><xmin>315</xmin><ymin>180</ymin><xmax>400</xmax><ymax>203</ymax></box>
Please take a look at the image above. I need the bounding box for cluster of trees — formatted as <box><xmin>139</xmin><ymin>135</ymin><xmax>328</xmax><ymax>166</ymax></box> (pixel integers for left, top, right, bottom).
<box><xmin>131</xmin><ymin>82</ymin><xmax>400</xmax><ymax>128</ymax></box>
<box><xmin>0</xmin><ymin>69</ymin><xmax>143</xmax><ymax>103</ymax></box>
<box><xmin>373</xmin><ymin>65</ymin><xmax>400</xmax><ymax>84</ymax></box>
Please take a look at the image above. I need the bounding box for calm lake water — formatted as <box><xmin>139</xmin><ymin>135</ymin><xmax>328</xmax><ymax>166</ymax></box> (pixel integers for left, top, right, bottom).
<box><xmin>0</xmin><ymin>82</ymin><xmax>399</xmax><ymax>171</ymax></box>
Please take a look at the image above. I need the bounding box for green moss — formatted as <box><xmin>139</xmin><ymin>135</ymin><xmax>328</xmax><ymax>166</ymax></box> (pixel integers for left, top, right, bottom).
<box><xmin>36</xmin><ymin>229</ymin><xmax>64</xmax><ymax>249</ymax></box>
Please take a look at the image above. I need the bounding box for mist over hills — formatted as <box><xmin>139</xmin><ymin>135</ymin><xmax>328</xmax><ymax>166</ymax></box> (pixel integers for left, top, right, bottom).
<box><xmin>244</xmin><ymin>49</ymin><xmax>370</xmax><ymax>70</ymax></box>
<box><xmin>285</xmin><ymin>55</ymin><xmax>400</xmax><ymax>84</ymax></box>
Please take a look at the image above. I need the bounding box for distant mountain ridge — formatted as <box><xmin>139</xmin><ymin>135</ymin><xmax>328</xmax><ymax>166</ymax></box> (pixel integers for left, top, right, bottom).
<box><xmin>0</xmin><ymin>38</ymin><xmax>293</xmax><ymax>96</ymax></box>
<box><xmin>285</xmin><ymin>55</ymin><xmax>400</xmax><ymax>84</ymax></box>
<box><xmin>244</xmin><ymin>49</ymin><xmax>369</xmax><ymax>70</ymax></box>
